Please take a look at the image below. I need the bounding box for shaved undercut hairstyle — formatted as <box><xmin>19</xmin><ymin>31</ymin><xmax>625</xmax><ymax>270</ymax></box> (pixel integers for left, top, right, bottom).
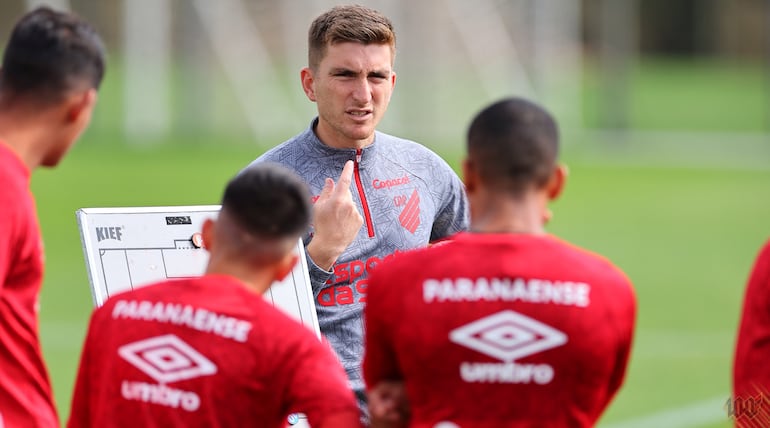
<box><xmin>0</xmin><ymin>6</ymin><xmax>105</xmax><ymax>103</ymax></box>
<box><xmin>308</xmin><ymin>4</ymin><xmax>396</xmax><ymax>70</ymax></box>
<box><xmin>221</xmin><ymin>163</ymin><xmax>312</xmax><ymax>259</ymax></box>
<box><xmin>467</xmin><ymin>97</ymin><xmax>559</xmax><ymax>195</ymax></box>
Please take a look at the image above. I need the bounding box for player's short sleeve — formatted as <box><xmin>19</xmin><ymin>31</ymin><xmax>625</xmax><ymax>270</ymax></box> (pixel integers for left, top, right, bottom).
<box><xmin>67</xmin><ymin>305</ymin><xmax>110</xmax><ymax>428</ymax></box>
<box><xmin>605</xmin><ymin>272</ymin><xmax>637</xmax><ymax>403</ymax></box>
<box><xmin>362</xmin><ymin>260</ymin><xmax>403</xmax><ymax>388</ymax></box>
<box><xmin>734</xmin><ymin>240</ymin><xmax>770</xmax><ymax>398</ymax></box>
<box><xmin>278</xmin><ymin>325</ymin><xmax>361</xmax><ymax>427</ymax></box>
<box><xmin>0</xmin><ymin>187</ymin><xmax>22</xmax><ymax>288</ymax></box>
<box><xmin>0</xmin><ymin>209</ymin><xmax>14</xmax><ymax>289</ymax></box>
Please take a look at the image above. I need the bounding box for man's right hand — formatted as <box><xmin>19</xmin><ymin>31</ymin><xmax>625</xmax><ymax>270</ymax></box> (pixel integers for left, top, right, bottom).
<box><xmin>306</xmin><ymin>160</ymin><xmax>364</xmax><ymax>270</ymax></box>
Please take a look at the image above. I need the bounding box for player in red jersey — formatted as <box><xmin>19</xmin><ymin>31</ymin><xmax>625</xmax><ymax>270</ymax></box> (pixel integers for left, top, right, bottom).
<box><xmin>0</xmin><ymin>7</ymin><xmax>105</xmax><ymax>427</ymax></box>
<box><xmin>363</xmin><ymin>97</ymin><xmax>637</xmax><ymax>427</ymax></box>
<box><xmin>68</xmin><ymin>164</ymin><xmax>362</xmax><ymax>428</ymax></box>
<box><xmin>733</xmin><ymin>239</ymin><xmax>770</xmax><ymax>426</ymax></box>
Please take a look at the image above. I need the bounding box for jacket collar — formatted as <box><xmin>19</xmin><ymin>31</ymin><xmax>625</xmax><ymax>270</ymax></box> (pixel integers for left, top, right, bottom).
<box><xmin>304</xmin><ymin>117</ymin><xmax>379</xmax><ymax>168</ymax></box>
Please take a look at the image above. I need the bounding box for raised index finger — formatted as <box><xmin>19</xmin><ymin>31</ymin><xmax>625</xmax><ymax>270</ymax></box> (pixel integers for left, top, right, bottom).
<box><xmin>334</xmin><ymin>160</ymin><xmax>355</xmax><ymax>193</ymax></box>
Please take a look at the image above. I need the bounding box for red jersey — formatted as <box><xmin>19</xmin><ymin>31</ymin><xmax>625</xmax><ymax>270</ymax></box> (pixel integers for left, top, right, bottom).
<box><xmin>68</xmin><ymin>275</ymin><xmax>361</xmax><ymax>428</ymax></box>
<box><xmin>363</xmin><ymin>232</ymin><xmax>636</xmax><ymax>427</ymax></box>
<box><xmin>0</xmin><ymin>143</ymin><xmax>59</xmax><ymax>427</ymax></box>
<box><xmin>733</xmin><ymin>239</ymin><xmax>770</xmax><ymax>418</ymax></box>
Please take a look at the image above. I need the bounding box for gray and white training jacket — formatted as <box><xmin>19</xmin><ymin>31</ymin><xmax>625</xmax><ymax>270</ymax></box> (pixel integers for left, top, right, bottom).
<box><xmin>246</xmin><ymin>118</ymin><xmax>469</xmax><ymax>406</ymax></box>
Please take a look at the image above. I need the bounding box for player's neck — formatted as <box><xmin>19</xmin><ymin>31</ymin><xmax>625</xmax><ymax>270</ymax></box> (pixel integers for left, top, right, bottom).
<box><xmin>0</xmin><ymin>108</ymin><xmax>58</xmax><ymax>170</ymax></box>
<box><xmin>469</xmin><ymin>193</ymin><xmax>547</xmax><ymax>235</ymax></box>
<box><xmin>205</xmin><ymin>261</ymin><xmax>273</xmax><ymax>296</ymax></box>
<box><xmin>313</xmin><ymin>119</ymin><xmax>373</xmax><ymax>150</ymax></box>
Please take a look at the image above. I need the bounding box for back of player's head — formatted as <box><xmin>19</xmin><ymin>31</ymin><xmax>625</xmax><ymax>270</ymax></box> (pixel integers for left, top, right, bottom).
<box><xmin>308</xmin><ymin>4</ymin><xmax>396</xmax><ymax>70</ymax></box>
<box><xmin>219</xmin><ymin>163</ymin><xmax>312</xmax><ymax>260</ymax></box>
<box><xmin>467</xmin><ymin>97</ymin><xmax>559</xmax><ymax>195</ymax></box>
<box><xmin>0</xmin><ymin>7</ymin><xmax>105</xmax><ymax>103</ymax></box>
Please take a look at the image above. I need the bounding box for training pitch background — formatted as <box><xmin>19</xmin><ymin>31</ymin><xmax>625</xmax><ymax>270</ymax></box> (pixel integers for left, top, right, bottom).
<box><xmin>31</xmin><ymin>59</ymin><xmax>770</xmax><ymax>427</ymax></box>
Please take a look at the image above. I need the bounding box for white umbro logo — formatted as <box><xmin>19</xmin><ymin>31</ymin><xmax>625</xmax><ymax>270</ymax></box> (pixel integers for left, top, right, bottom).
<box><xmin>449</xmin><ymin>310</ymin><xmax>567</xmax><ymax>362</ymax></box>
<box><xmin>118</xmin><ymin>334</ymin><xmax>217</xmax><ymax>383</ymax></box>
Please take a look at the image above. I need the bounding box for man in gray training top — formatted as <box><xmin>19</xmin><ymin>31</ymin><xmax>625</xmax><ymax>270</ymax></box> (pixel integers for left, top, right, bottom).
<box><xmin>244</xmin><ymin>4</ymin><xmax>468</xmax><ymax>418</ymax></box>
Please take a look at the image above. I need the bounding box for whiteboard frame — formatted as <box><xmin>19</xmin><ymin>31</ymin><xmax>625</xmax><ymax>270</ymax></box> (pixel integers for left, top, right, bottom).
<box><xmin>75</xmin><ymin>205</ymin><xmax>320</xmax><ymax>337</ymax></box>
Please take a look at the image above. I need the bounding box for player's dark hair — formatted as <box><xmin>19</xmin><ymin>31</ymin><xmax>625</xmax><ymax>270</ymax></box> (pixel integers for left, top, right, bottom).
<box><xmin>0</xmin><ymin>7</ymin><xmax>105</xmax><ymax>101</ymax></box>
<box><xmin>467</xmin><ymin>97</ymin><xmax>559</xmax><ymax>195</ymax></box>
<box><xmin>308</xmin><ymin>4</ymin><xmax>396</xmax><ymax>70</ymax></box>
<box><xmin>222</xmin><ymin>163</ymin><xmax>312</xmax><ymax>242</ymax></box>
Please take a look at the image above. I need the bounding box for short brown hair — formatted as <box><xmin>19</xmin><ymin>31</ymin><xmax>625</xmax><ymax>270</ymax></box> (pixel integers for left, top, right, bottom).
<box><xmin>308</xmin><ymin>4</ymin><xmax>396</xmax><ymax>70</ymax></box>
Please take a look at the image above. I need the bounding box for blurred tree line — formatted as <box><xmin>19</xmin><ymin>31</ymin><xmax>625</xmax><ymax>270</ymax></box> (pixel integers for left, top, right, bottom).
<box><xmin>0</xmin><ymin>0</ymin><xmax>766</xmax><ymax>60</ymax></box>
<box><xmin>0</xmin><ymin>0</ymin><xmax>765</xmax><ymax>135</ymax></box>
<box><xmin>582</xmin><ymin>0</ymin><xmax>768</xmax><ymax>59</ymax></box>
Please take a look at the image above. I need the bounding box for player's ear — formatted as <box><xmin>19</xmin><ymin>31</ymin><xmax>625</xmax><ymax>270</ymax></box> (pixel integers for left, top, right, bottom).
<box><xmin>66</xmin><ymin>88</ymin><xmax>97</xmax><ymax>123</ymax></box>
<box><xmin>383</xmin><ymin>70</ymin><xmax>396</xmax><ymax>105</ymax></box>
<box><xmin>201</xmin><ymin>218</ymin><xmax>215</xmax><ymax>252</ymax></box>
<box><xmin>273</xmin><ymin>252</ymin><xmax>299</xmax><ymax>282</ymax></box>
<box><xmin>462</xmin><ymin>157</ymin><xmax>477</xmax><ymax>194</ymax></box>
<box><xmin>300</xmin><ymin>67</ymin><xmax>317</xmax><ymax>102</ymax></box>
<box><xmin>546</xmin><ymin>164</ymin><xmax>567</xmax><ymax>201</ymax></box>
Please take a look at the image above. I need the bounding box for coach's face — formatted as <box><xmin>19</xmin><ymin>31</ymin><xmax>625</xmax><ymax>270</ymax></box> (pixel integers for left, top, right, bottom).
<box><xmin>301</xmin><ymin>42</ymin><xmax>396</xmax><ymax>150</ymax></box>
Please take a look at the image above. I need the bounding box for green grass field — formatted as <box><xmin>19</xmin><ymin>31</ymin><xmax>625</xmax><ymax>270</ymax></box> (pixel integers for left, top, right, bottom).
<box><xmin>32</xmin><ymin>141</ymin><xmax>770</xmax><ymax>427</ymax></box>
<box><xmin>28</xmin><ymin>58</ymin><xmax>770</xmax><ymax>426</ymax></box>
<box><xmin>581</xmin><ymin>58</ymin><xmax>768</xmax><ymax>132</ymax></box>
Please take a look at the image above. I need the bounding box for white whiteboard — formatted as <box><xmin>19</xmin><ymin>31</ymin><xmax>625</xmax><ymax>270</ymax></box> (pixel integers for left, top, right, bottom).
<box><xmin>76</xmin><ymin>205</ymin><xmax>321</xmax><ymax>338</ymax></box>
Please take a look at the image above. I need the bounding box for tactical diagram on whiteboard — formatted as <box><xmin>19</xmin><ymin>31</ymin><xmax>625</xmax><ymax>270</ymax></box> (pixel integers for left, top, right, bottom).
<box><xmin>76</xmin><ymin>206</ymin><xmax>320</xmax><ymax>337</ymax></box>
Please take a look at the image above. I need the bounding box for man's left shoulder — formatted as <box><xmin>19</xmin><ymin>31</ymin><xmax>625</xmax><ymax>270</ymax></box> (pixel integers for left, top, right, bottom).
<box><xmin>376</xmin><ymin>131</ymin><xmax>450</xmax><ymax>165</ymax></box>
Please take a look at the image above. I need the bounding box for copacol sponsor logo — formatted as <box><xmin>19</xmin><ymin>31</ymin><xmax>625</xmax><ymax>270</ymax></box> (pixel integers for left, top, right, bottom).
<box><xmin>118</xmin><ymin>334</ymin><xmax>217</xmax><ymax>412</ymax></box>
<box><xmin>450</xmin><ymin>310</ymin><xmax>567</xmax><ymax>384</ymax></box>
<box><xmin>96</xmin><ymin>226</ymin><xmax>123</xmax><ymax>242</ymax></box>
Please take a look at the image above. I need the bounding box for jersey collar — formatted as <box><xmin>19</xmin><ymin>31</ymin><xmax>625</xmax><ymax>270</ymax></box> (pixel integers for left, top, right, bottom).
<box><xmin>305</xmin><ymin>117</ymin><xmax>378</xmax><ymax>168</ymax></box>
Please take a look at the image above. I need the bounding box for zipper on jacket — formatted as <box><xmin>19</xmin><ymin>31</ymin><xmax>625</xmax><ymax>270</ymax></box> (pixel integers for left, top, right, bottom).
<box><xmin>354</xmin><ymin>149</ymin><xmax>375</xmax><ymax>238</ymax></box>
